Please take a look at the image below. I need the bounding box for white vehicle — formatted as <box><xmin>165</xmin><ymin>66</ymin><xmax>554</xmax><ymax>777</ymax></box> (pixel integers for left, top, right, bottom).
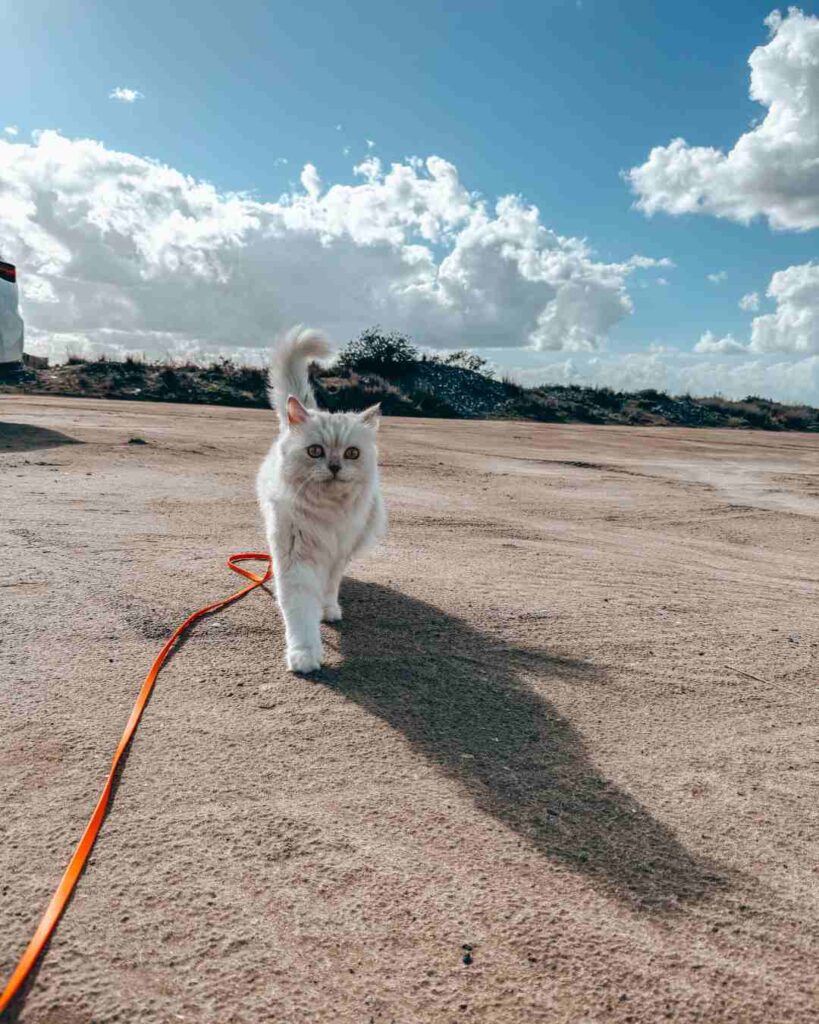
<box><xmin>0</xmin><ymin>261</ymin><xmax>24</xmax><ymax>365</ymax></box>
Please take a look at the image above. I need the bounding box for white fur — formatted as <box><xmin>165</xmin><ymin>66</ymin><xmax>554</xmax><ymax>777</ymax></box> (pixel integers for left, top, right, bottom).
<box><xmin>256</xmin><ymin>326</ymin><xmax>386</xmax><ymax>672</ymax></box>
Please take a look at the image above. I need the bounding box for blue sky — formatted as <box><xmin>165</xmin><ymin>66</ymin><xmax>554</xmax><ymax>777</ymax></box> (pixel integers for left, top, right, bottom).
<box><xmin>3</xmin><ymin>1</ymin><xmax>819</xmax><ymax>398</ymax></box>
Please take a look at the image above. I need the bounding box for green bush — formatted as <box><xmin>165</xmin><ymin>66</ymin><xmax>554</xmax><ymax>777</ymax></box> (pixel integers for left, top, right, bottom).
<box><xmin>440</xmin><ymin>350</ymin><xmax>494</xmax><ymax>376</ymax></box>
<box><xmin>337</xmin><ymin>327</ymin><xmax>419</xmax><ymax>378</ymax></box>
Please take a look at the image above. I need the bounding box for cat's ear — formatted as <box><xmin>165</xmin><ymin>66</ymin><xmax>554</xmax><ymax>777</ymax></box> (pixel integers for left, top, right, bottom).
<box><xmin>286</xmin><ymin>395</ymin><xmax>312</xmax><ymax>428</ymax></box>
<box><xmin>359</xmin><ymin>403</ymin><xmax>381</xmax><ymax>429</ymax></box>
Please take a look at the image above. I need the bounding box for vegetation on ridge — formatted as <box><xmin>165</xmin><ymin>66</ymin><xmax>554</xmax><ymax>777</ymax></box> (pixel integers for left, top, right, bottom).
<box><xmin>2</xmin><ymin>327</ymin><xmax>817</xmax><ymax>431</ymax></box>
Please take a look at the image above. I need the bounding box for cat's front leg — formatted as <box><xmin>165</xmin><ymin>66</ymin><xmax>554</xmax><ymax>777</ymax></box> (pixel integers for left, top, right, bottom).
<box><xmin>322</xmin><ymin>561</ymin><xmax>346</xmax><ymax>622</ymax></box>
<box><xmin>275</xmin><ymin>561</ymin><xmax>324</xmax><ymax>673</ymax></box>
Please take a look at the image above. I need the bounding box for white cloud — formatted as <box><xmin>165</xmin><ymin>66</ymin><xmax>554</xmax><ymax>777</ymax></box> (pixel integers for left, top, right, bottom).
<box><xmin>695</xmin><ymin>260</ymin><xmax>819</xmax><ymax>364</ymax></box>
<box><xmin>511</xmin><ymin>350</ymin><xmax>819</xmax><ymax>403</ymax></box>
<box><xmin>707</xmin><ymin>270</ymin><xmax>727</xmax><ymax>284</ymax></box>
<box><xmin>366</xmin><ymin>139</ymin><xmax>376</xmax><ymax>149</ymax></box>
<box><xmin>694</xmin><ymin>330</ymin><xmax>748</xmax><ymax>355</ymax></box>
<box><xmin>273</xmin><ymin>157</ymin><xmax>288</xmax><ymax>167</ymax></box>
<box><xmin>627</xmin><ymin>9</ymin><xmax>819</xmax><ymax>231</ymax></box>
<box><xmin>0</xmin><ymin>130</ymin><xmax>669</xmax><ymax>362</ymax></box>
<box><xmin>656</xmin><ymin>277</ymin><xmax>669</xmax><ymax>286</ymax></box>
<box><xmin>109</xmin><ymin>87</ymin><xmax>144</xmax><ymax>103</ymax></box>
<box><xmin>624</xmin><ymin>255</ymin><xmax>674</xmax><ymax>270</ymax></box>
<box><xmin>299</xmin><ymin>162</ymin><xmax>322</xmax><ymax>198</ymax></box>
<box><xmin>749</xmin><ymin>261</ymin><xmax>819</xmax><ymax>353</ymax></box>
<box><xmin>352</xmin><ymin>156</ymin><xmax>382</xmax><ymax>183</ymax></box>
<box><xmin>335</xmin><ymin>124</ymin><xmax>343</xmax><ymax>131</ymax></box>
<box><xmin>3</xmin><ymin>125</ymin><xmax>19</xmax><ymax>137</ymax></box>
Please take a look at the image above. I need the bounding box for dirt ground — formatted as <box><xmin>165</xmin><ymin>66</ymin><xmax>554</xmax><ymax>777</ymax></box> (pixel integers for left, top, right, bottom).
<box><xmin>1</xmin><ymin>395</ymin><xmax>817</xmax><ymax>1024</ymax></box>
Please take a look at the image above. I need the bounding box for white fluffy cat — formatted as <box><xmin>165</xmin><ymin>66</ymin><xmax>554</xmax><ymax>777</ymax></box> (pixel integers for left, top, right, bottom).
<box><xmin>256</xmin><ymin>326</ymin><xmax>387</xmax><ymax>673</ymax></box>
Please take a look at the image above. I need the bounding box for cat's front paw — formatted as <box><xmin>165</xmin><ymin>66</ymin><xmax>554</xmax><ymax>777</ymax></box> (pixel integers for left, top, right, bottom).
<box><xmin>286</xmin><ymin>646</ymin><xmax>323</xmax><ymax>674</ymax></box>
<box><xmin>322</xmin><ymin>601</ymin><xmax>343</xmax><ymax>623</ymax></box>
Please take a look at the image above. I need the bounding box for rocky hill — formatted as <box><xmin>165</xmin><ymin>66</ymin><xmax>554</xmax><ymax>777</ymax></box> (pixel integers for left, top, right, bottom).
<box><xmin>2</xmin><ymin>352</ymin><xmax>817</xmax><ymax>431</ymax></box>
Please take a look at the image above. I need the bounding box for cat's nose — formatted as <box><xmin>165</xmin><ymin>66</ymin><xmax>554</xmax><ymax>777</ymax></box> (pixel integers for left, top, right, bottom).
<box><xmin>328</xmin><ymin>462</ymin><xmax>341</xmax><ymax>476</ymax></box>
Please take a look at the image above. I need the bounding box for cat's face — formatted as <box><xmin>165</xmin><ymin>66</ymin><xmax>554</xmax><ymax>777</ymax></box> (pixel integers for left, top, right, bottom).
<box><xmin>278</xmin><ymin>399</ymin><xmax>380</xmax><ymax>492</ymax></box>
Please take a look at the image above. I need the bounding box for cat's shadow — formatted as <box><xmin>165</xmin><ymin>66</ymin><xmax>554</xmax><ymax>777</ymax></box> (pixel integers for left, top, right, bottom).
<box><xmin>319</xmin><ymin>578</ymin><xmax>725</xmax><ymax>912</ymax></box>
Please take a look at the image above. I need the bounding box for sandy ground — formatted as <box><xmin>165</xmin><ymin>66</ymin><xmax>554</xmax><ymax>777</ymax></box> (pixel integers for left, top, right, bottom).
<box><xmin>1</xmin><ymin>395</ymin><xmax>818</xmax><ymax>1024</ymax></box>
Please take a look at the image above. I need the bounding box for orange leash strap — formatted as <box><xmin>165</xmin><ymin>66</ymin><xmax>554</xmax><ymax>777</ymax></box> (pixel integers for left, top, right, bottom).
<box><xmin>0</xmin><ymin>552</ymin><xmax>273</xmax><ymax>1015</ymax></box>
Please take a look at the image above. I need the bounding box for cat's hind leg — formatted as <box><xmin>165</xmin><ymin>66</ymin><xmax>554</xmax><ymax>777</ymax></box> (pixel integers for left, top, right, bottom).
<box><xmin>322</xmin><ymin>560</ymin><xmax>345</xmax><ymax>623</ymax></box>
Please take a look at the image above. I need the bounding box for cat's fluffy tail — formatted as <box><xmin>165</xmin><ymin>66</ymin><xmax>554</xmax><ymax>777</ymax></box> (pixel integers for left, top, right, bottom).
<box><xmin>267</xmin><ymin>325</ymin><xmax>332</xmax><ymax>424</ymax></box>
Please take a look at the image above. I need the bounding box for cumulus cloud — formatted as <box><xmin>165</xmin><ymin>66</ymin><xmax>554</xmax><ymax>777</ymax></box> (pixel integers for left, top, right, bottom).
<box><xmin>109</xmin><ymin>87</ymin><xmax>144</xmax><ymax>103</ymax></box>
<box><xmin>750</xmin><ymin>261</ymin><xmax>819</xmax><ymax>352</ymax></box>
<box><xmin>299</xmin><ymin>162</ymin><xmax>322</xmax><ymax>199</ymax></box>
<box><xmin>707</xmin><ymin>271</ymin><xmax>727</xmax><ymax>284</ymax></box>
<box><xmin>511</xmin><ymin>350</ymin><xmax>819</xmax><ymax>403</ymax></box>
<box><xmin>3</xmin><ymin>125</ymin><xmax>19</xmax><ymax>137</ymax></box>
<box><xmin>0</xmin><ymin>130</ymin><xmax>668</xmax><ymax>362</ymax></box>
<box><xmin>693</xmin><ymin>331</ymin><xmax>748</xmax><ymax>355</ymax></box>
<box><xmin>627</xmin><ymin>9</ymin><xmax>819</xmax><ymax>231</ymax></box>
<box><xmin>352</xmin><ymin>156</ymin><xmax>382</xmax><ymax>183</ymax></box>
<box><xmin>695</xmin><ymin>260</ymin><xmax>819</xmax><ymax>365</ymax></box>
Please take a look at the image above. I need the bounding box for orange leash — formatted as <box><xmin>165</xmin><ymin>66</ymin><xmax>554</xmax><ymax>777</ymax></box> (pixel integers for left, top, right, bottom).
<box><xmin>0</xmin><ymin>552</ymin><xmax>272</xmax><ymax>1015</ymax></box>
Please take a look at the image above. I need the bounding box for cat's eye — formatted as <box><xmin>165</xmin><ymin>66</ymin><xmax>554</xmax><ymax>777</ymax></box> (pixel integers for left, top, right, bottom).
<box><xmin>306</xmin><ymin>444</ymin><xmax>325</xmax><ymax>459</ymax></box>
<box><xmin>344</xmin><ymin>446</ymin><xmax>360</xmax><ymax>460</ymax></box>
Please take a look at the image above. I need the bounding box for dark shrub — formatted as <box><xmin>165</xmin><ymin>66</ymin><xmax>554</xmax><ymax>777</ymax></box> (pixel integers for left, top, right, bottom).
<box><xmin>591</xmin><ymin>386</ymin><xmax>625</xmax><ymax>411</ymax></box>
<box><xmin>337</xmin><ymin>326</ymin><xmax>419</xmax><ymax>378</ymax></box>
<box><xmin>636</xmin><ymin>388</ymin><xmax>667</xmax><ymax>404</ymax></box>
<box><xmin>159</xmin><ymin>366</ymin><xmax>182</xmax><ymax>392</ymax></box>
<box><xmin>440</xmin><ymin>350</ymin><xmax>494</xmax><ymax>377</ymax></box>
